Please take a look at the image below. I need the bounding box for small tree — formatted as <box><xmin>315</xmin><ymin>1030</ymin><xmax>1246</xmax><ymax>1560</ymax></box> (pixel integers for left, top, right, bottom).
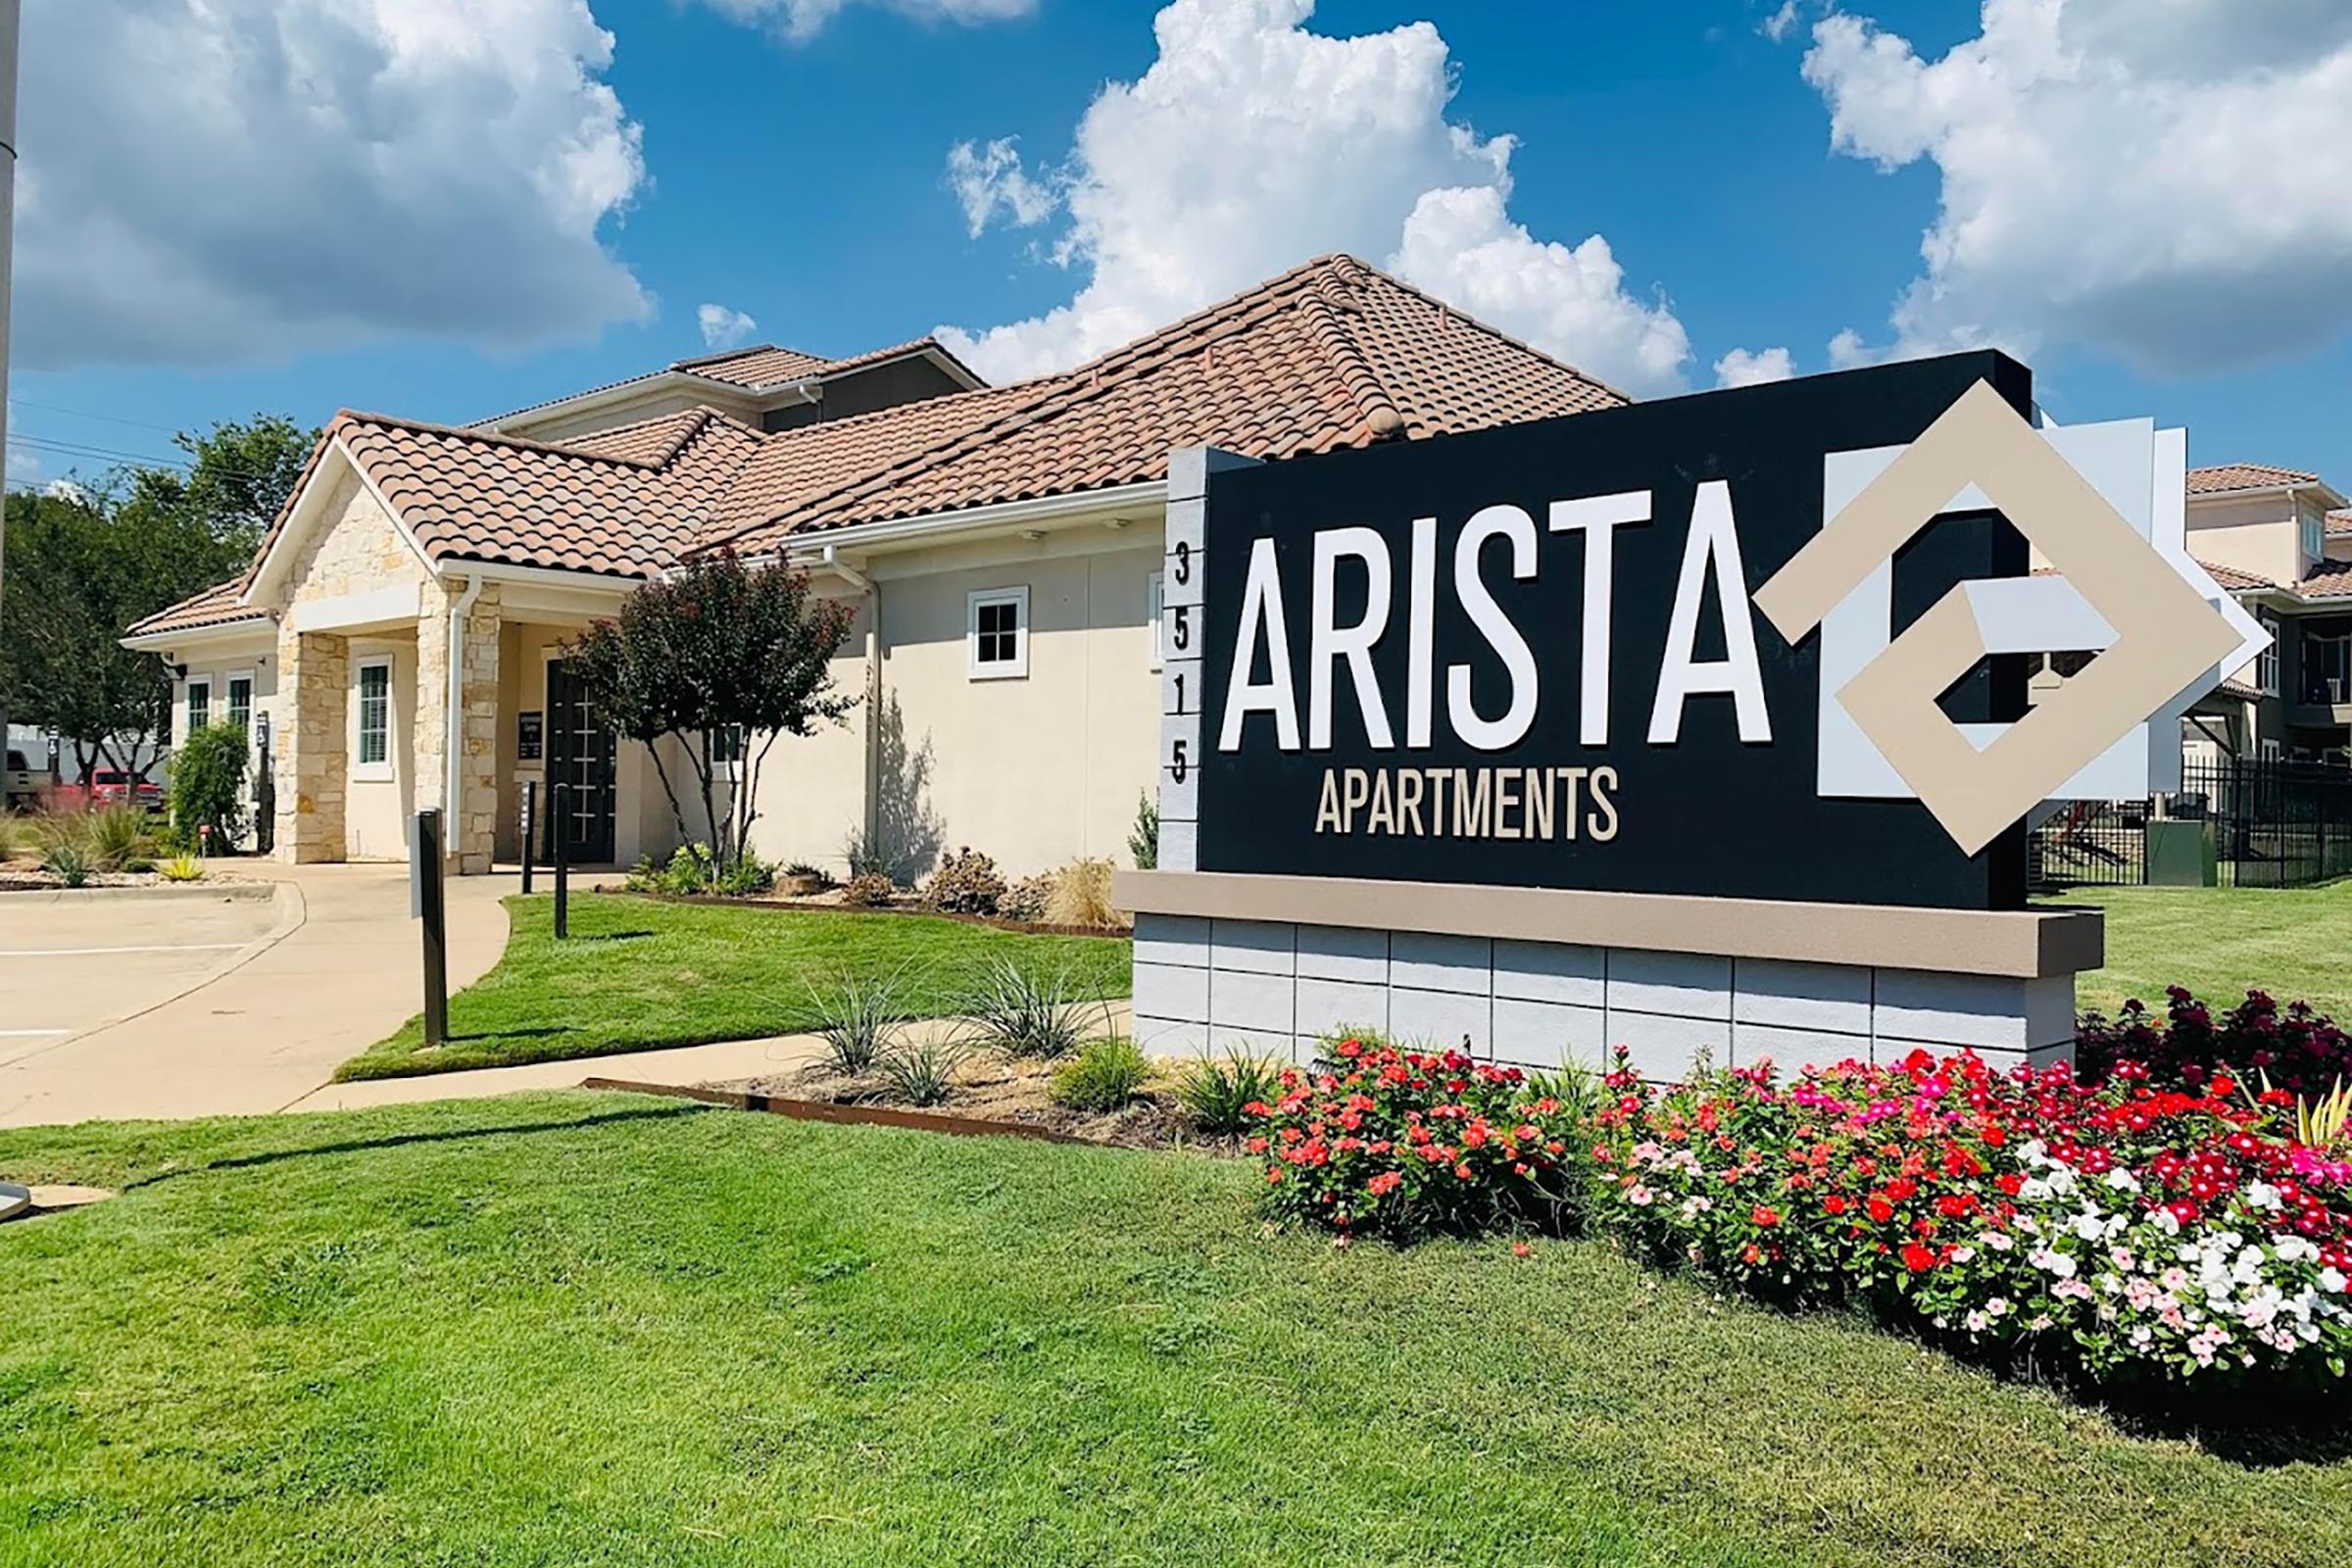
<box><xmin>169</xmin><ymin>721</ymin><xmax>250</xmax><ymax>851</ymax></box>
<box><xmin>565</xmin><ymin>551</ymin><xmax>856</xmax><ymax>880</ymax></box>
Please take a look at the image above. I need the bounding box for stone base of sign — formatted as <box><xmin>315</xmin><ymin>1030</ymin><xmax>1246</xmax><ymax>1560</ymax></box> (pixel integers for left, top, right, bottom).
<box><xmin>1115</xmin><ymin>871</ymin><xmax>2094</xmax><ymax>1079</ymax></box>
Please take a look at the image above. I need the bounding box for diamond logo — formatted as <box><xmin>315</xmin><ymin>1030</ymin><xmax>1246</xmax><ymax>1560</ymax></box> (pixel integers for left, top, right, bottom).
<box><xmin>1753</xmin><ymin>380</ymin><xmax>2245</xmax><ymax>856</ymax></box>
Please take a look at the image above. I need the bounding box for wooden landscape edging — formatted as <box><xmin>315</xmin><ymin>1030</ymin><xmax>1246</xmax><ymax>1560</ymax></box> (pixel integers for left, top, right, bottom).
<box><xmin>579</xmin><ymin>1077</ymin><xmax>1109</xmax><ymax>1147</ymax></box>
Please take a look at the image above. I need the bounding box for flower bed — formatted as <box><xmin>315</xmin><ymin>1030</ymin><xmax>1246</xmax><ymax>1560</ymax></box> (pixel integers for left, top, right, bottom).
<box><xmin>1592</xmin><ymin>1047</ymin><xmax>2352</xmax><ymax>1390</ymax></box>
<box><xmin>2078</xmin><ymin>986</ymin><xmax>2352</xmax><ymax>1100</ymax></box>
<box><xmin>1242</xmin><ymin>1026</ymin><xmax>2352</xmax><ymax>1397</ymax></box>
<box><xmin>1244</xmin><ymin>1040</ymin><xmax>1589</xmax><ymax>1244</ymax></box>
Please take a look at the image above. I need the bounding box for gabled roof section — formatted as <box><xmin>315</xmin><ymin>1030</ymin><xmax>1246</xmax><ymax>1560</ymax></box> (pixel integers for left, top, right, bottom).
<box><xmin>2328</xmin><ymin>509</ymin><xmax>2351</xmax><ymax>538</ymax></box>
<box><xmin>2187</xmin><ymin>463</ymin><xmax>2322</xmax><ymax>494</ymax></box>
<box><xmin>700</xmin><ymin>254</ymin><xmax>1628</xmax><ymax>556</ymax></box>
<box><xmin>124</xmin><ymin>579</ymin><xmax>272</xmax><ymax>640</ymax></box>
<box><xmin>477</xmin><ymin>335</ymin><xmax>985</xmax><ymax>430</ymax></box>
<box><xmin>334</xmin><ymin>408</ymin><xmax>763</xmax><ymax>578</ymax></box>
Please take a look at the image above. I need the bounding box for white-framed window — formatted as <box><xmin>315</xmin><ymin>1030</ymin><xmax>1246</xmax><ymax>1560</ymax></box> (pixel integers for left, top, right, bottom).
<box><xmin>966</xmin><ymin>586</ymin><xmax>1029</xmax><ymax>680</ymax></box>
<box><xmin>186</xmin><ymin>679</ymin><xmax>212</xmax><ymax>734</ymax></box>
<box><xmin>226</xmin><ymin>674</ymin><xmax>254</xmax><ymax>735</ymax></box>
<box><xmin>707</xmin><ymin>725</ymin><xmax>746</xmax><ymax>779</ymax></box>
<box><xmin>1148</xmin><ymin>570</ymin><xmax>1166</xmax><ymax>670</ymax></box>
<box><xmin>2302</xmin><ymin>508</ymin><xmax>2326</xmax><ymax>567</ymax></box>
<box><xmin>2256</xmin><ymin>612</ymin><xmax>2280</xmax><ymax>697</ymax></box>
<box><xmin>356</xmin><ymin>659</ymin><xmax>393</xmax><ymax>771</ymax></box>
<box><xmin>2263</xmin><ymin>738</ymin><xmax>2283</xmax><ymax>763</ymax></box>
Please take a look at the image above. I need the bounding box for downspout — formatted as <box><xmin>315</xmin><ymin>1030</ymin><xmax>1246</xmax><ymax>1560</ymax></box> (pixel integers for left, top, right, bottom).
<box><xmin>445</xmin><ymin>574</ymin><xmax>484</xmax><ymax>839</ymax></box>
<box><xmin>819</xmin><ymin>543</ymin><xmax>881</xmax><ymax>853</ymax></box>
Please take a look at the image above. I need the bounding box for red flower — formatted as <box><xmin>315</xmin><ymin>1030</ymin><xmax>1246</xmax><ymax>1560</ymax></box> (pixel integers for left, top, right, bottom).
<box><xmin>1865</xmin><ymin>1195</ymin><xmax>1894</xmax><ymax>1224</ymax></box>
<box><xmin>1900</xmin><ymin>1243</ymin><xmax>1936</xmax><ymax>1273</ymax></box>
<box><xmin>1751</xmin><ymin>1204</ymin><xmax>1782</xmax><ymax>1228</ymax></box>
<box><xmin>1366</xmin><ymin>1170</ymin><xmax>1402</xmax><ymax>1197</ymax></box>
<box><xmin>1822</xmin><ymin>1194</ymin><xmax>1850</xmax><ymax>1216</ymax></box>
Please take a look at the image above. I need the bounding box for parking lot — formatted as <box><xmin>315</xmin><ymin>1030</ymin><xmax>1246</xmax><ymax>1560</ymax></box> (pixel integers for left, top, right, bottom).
<box><xmin>0</xmin><ymin>887</ymin><xmax>285</xmax><ymax>1060</ymax></box>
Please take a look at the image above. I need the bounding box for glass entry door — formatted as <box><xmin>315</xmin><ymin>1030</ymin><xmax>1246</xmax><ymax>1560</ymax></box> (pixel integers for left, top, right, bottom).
<box><xmin>544</xmin><ymin>659</ymin><xmax>617</xmax><ymax>863</ymax></box>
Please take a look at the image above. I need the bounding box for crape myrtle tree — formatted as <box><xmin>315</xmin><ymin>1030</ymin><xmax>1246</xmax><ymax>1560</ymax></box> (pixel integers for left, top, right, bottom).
<box><xmin>565</xmin><ymin>550</ymin><xmax>856</xmax><ymax>880</ymax></box>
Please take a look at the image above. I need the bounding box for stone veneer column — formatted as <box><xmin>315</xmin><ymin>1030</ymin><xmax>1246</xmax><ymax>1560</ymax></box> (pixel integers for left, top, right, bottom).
<box><xmin>274</xmin><ymin>626</ymin><xmax>350</xmax><ymax>862</ymax></box>
<box><xmin>414</xmin><ymin>579</ymin><xmax>502</xmax><ymax>874</ymax></box>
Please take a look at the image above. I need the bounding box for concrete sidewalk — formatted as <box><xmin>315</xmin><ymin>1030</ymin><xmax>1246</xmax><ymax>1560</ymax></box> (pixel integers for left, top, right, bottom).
<box><xmin>284</xmin><ymin>1032</ymin><xmax>831</xmax><ymax>1112</ymax></box>
<box><xmin>0</xmin><ymin>862</ymin><xmax>518</xmax><ymax>1128</ymax></box>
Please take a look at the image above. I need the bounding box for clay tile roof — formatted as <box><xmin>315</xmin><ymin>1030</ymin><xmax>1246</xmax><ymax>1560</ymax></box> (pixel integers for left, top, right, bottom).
<box><xmin>225</xmin><ymin>255</ymin><xmax>1626</xmax><ymax>589</ymax></box>
<box><xmin>699</xmin><ymin>254</ymin><xmax>1628</xmax><ymax>556</ymax></box>
<box><xmin>125</xmin><ymin>578</ymin><xmax>270</xmax><ymax>638</ymax></box>
<box><xmin>2302</xmin><ymin>558</ymin><xmax>2352</xmax><ymax>599</ymax></box>
<box><xmin>2186</xmin><ymin>463</ymin><xmax>2321</xmax><ymax>494</ymax></box>
<box><xmin>329</xmin><ymin>407</ymin><xmax>765</xmax><ymax>578</ymax></box>
<box><xmin>2328</xmin><ymin>509</ymin><xmax>2352</xmax><ymax>538</ymax></box>
<box><xmin>2192</xmin><ymin>558</ymin><xmax>2278</xmax><ymax>593</ymax></box>
<box><xmin>664</xmin><ymin>343</ymin><xmax>835</xmax><ymax>389</ymax></box>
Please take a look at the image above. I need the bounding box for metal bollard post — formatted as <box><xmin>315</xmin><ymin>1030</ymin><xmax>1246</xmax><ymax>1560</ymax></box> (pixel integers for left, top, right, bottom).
<box><xmin>519</xmin><ymin>780</ymin><xmax>537</xmax><ymax>896</ymax></box>
<box><xmin>412</xmin><ymin>808</ymin><xmax>449</xmax><ymax>1048</ymax></box>
<box><xmin>552</xmin><ymin>782</ymin><xmax>570</xmax><ymax>940</ymax></box>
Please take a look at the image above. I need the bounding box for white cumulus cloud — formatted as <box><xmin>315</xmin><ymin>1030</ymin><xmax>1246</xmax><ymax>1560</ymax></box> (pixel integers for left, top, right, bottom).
<box><xmin>1801</xmin><ymin>0</ymin><xmax>2352</xmax><ymax>374</ymax></box>
<box><xmin>1713</xmin><ymin>346</ymin><xmax>1795</xmax><ymax>387</ymax></box>
<box><xmin>946</xmin><ymin>138</ymin><xmax>1059</xmax><ymax>238</ymax></box>
<box><xmin>1759</xmin><ymin>2</ymin><xmax>1801</xmax><ymax>43</ymax></box>
<box><xmin>17</xmin><ymin>0</ymin><xmax>652</xmax><ymax>371</ymax></box>
<box><xmin>935</xmin><ymin>0</ymin><xmax>1694</xmax><ymax>396</ymax></box>
<box><xmin>692</xmin><ymin>0</ymin><xmax>1035</xmax><ymax>43</ymax></box>
<box><xmin>697</xmin><ymin>303</ymin><xmax>761</xmax><ymax>351</ymax></box>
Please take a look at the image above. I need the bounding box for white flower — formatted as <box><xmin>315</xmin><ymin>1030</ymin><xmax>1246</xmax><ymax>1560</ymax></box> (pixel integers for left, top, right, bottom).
<box><xmin>2072</xmin><ymin>1212</ymin><xmax>2107</xmax><ymax>1242</ymax></box>
<box><xmin>2019</xmin><ymin>1178</ymin><xmax>2053</xmax><ymax>1202</ymax></box>
<box><xmin>2018</xmin><ymin>1139</ymin><xmax>2048</xmax><ymax>1166</ymax></box>
<box><xmin>2030</xmin><ymin>1248</ymin><xmax>2078</xmax><ymax>1280</ymax></box>
<box><xmin>2103</xmin><ymin>1167</ymin><xmax>2141</xmax><ymax>1194</ymax></box>
<box><xmin>2322</xmin><ymin>1268</ymin><xmax>2348</xmax><ymax>1294</ymax></box>
<box><xmin>1949</xmin><ymin>1246</ymin><xmax>1976</xmax><ymax>1264</ymax></box>
<box><xmin>1979</xmin><ymin>1231</ymin><xmax>2014</xmax><ymax>1253</ymax></box>
<box><xmin>2247</xmin><ymin>1182</ymin><xmax>2282</xmax><ymax>1211</ymax></box>
<box><xmin>2152</xmin><ymin>1208</ymin><xmax>2181</xmax><ymax>1237</ymax></box>
<box><xmin>2274</xmin><ymin>1234</ymin><xmax>2318</xmax><ymax>1264</ymax></box>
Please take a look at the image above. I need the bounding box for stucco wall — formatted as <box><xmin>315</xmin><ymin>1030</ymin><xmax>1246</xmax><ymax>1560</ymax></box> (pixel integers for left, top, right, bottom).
<box><xmin>168</xmin><ymin>642</ymin><xmax>279</xmax><ymax>849</ymax></box>
<box><xmin>741</xmin><ymin>534</ymin><xmax>1162</xmax><ymax>882</ymax></box>
<box><xmin>2187</xmin><ymin>494</ymin><xmax>2300</xmax><ymax>588</ymax></box>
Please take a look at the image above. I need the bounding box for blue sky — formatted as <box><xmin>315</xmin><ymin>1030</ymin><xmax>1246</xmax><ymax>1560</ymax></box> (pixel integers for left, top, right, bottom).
<box><xmin>12</xmin><ymin>1</ymin><xmax>2351</xmax><ymax>494</ymax></box>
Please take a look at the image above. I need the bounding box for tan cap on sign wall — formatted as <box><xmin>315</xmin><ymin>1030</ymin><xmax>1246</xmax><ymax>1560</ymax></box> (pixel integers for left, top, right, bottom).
<box><xmin>1753</xmin><ymin>380</ymin><xmax>2244</xmax><ymax>857</ymax></box>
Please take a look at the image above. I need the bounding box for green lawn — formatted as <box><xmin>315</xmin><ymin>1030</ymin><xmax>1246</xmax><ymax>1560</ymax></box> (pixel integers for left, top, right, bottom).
<box><xmin>2046</xmin><ymin>880</ymin><xmax>2352</xmax><ymax>1019</ymax></box>
<box><xmin>1</xmin><ymin>1094</ymin><xmax>2344</xmax><ymax>1567</ymax></box>
<box><xmin>339</xmin><ymin>896</ymin><xmax>1131</xmax><ymax>1082</ymax></box>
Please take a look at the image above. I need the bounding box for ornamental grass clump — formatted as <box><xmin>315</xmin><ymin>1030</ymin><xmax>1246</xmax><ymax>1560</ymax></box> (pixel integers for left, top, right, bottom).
<box><xmin>1053</xmin><ymin>1037</ymin><xmax>1151</xmax><ymax>1113</ymax></box>
<box><xmin>1240</xmin><ymin>1035</ymin><xmax>1587</xmax><ymax>1244</ymax></box>
<box><xmin>1177</xmin><ymin>1048</ymin><xmax>1285</xmax><ymax>1136</ymax></box>
<box><xmin>963</xmin><ymin>958</ymin><xmax>1092</xmax><ymax>1060</ymax></box>
<box><xmin>1589</xmin><ymin>1045</ymin><xmax>2352</xmax><ymax>1391</ymax></box>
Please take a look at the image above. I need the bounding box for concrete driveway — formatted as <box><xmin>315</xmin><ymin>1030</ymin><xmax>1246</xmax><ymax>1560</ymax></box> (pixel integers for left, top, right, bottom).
<box><xmin>0</xmin><ymin>863</ymin><xmax>517</xmax><ymax>1129</ymax></box>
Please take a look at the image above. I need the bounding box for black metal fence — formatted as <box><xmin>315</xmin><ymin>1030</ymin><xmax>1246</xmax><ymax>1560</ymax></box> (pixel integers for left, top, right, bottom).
<box><xmin>2029</xmin><ymin>758</ymin><xmax>2352</xmax><ymax>892</ymax></box>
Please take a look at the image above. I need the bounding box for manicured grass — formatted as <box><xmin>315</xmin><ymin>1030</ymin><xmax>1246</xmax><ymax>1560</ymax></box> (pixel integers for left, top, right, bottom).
<box><xmin>338</xmin><ymin>895</ymin><xmax>1130</xmax><ymax>1082</ymax></box>
<box><xmin>2046</xmin><ymin>880</ymin><xmax>2352</xmax><ymax>1019</ymax></box>
<box><xmin>3</xmin><ymin>1096</ymin><xmax>2348</xmax><ymax>1567</ymax></box>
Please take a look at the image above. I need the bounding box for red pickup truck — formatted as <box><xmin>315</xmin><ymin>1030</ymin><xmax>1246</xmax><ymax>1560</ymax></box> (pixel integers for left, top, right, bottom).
<box><xmin>79</xmin><ymin>769</ymin><xmax>166</xmax><ymax>810</ymax></box>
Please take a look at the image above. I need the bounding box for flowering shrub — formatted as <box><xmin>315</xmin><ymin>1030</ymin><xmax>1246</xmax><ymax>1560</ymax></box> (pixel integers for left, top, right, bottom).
<box><xmin>1241</xmin><ymin>1038</ymin><xmax>1587</xmax><ymax>1243</ymax></box>
<box><xmin>1591</xmin><ymin>1046</ymin><xmax>2352</xmax><ymax>1388</ymax></box>
<box><xmin>2077</xmin><ymin>987</ymin><xmax>2352</xmax><ymax>1102</ymax></box>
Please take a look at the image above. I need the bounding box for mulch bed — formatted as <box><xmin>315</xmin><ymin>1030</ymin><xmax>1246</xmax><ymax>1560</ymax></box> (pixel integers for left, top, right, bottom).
<box><xmin>591</xmin><ymin>1054</ymin><xmax>1223</xmax><ymax>1154</ymax></box>
<box><xmin>599</xmin><ymin>885</ymin><xmax>1131</xmax><ymax>940</ymax></box>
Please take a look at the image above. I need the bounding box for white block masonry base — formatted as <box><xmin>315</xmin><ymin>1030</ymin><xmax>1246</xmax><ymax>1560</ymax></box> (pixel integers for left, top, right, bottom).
<box><xmin>1130</xmin><ymin>913</ymin><xmax>2077</xmax><ymax>1082</ymax></box>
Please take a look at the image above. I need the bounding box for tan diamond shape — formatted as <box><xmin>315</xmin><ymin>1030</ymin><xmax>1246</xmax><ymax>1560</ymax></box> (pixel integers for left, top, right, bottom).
<box><xmin>1752</xmin><ymin>379</ymin><xmax>2242</xmax><ymax>857</ymax></box>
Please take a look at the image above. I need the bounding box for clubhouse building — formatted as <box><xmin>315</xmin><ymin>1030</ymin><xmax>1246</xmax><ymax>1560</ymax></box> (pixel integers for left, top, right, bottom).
<box><xmin>122</xmin><ymin>256</ymin><xmax>1625</xmax><ymax>874</ymax></box>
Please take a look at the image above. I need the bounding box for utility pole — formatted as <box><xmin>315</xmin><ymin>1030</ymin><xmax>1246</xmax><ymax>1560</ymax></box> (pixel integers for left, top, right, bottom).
<box><xmin>0</xmin><ymin>2</ymin><xmax>21</xmax><ymax>765</ymax></box>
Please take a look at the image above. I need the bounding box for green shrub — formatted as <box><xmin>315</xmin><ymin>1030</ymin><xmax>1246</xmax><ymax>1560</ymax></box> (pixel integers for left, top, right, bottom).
<box><xmin>158</xmin><ymin>853</ymin><xmax>207</xmax><ymax>883</ymax></box>
<box><xmin>44</xmin><ymin>841</ymin><xmax>92</xmax><ymax>888</ymax></box>
<box><xmin>169</xmin><ymin>721</ymin><xmax>250</xmax><ymax>849</ymax></box>
<box><xmin>879</xmin><ymin>1035</ymin><xmax>966</xmax><ymax>1107</ymax></box>
<box><xmin>964</xmin><ymin>958</ymin><xmax>1093</xmax><ymax>1060</ymax></box>
<box><xmin>1053</xmin><ymin>1037</ymin><xmax>1152</xmax><ymax>1113</ymax></box>
<box><xmin>624</xmin><ymin>843</ymin><xmax>775</xmax><ymax>897</ymax></box>
<box><xmin>842</xmin><ymin>871</ymin><xmax>898</xmax><ymax>907</ymax></box>
<box><xmin>921</xmin><ymin>846</ymin><xmax>1005</xmax><ymax>914</ymax></box>
<box><xmin>1128</xmin><ymin>790</ymin><xmax>1158</xmax><ymax>869</ymax></box>
<box><xmin>0</xmin><ymin>814</ymin><xmax>18</xmax><ymax>862</ymax></box>
<box><xmin>808</xmin><ymin>969</ymin><xmax>906</xmax><ymax>1075</ymax></box>
<box><xmin>1176</xmin><ymin>1048</ymin><xmax>1285</xmax><ymax>1135</ymax></box>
